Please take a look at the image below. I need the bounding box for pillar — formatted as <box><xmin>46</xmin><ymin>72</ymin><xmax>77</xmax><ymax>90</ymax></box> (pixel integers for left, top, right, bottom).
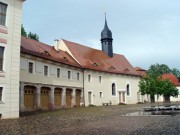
<box><xmin>20</xmin><ymin>82</ymin><xmax>25</xmax><ymax>111</ymax></box>
<box><xmin>80</xmin><ymin>89</ymin><xmax>84</xmax><ymax>106</ymax></box>
<box><xmin>50</xmin><ymin>86</ymin><xmax>55</xmax><ymax>109</ymax></box>
<box><xmin>72</xmin><ymin>88</ymin><xmax>76</xmax><ymax>107</ymax></box>
<box><xmin>61</xmin><ymin>87</ymin><xmax>66</xmax><ymax>107</ymax></box>
<box><xmin>36</xmin><ymin>85</ymin><xmax>41</xmax><ymax>109</ymax></box>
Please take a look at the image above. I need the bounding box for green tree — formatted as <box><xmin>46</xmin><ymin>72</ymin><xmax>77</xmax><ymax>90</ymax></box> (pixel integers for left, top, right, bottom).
<box><xmin>158</xmin><ymin>79</ymin><xmax>179</xmax><ymax>102</ymax></box>
<box><xmin>21</xmin><ymin>24</ymin><xmax>27</xmax><ymax>37</ymax></box>
<box><xmin>139</xmin><ymin>64</ymin><xmax>179</xmax><ymax>103</ymax></box>
<box><xmin>147</xmin><ymin>64</ymin><xmax>171</xmax><ymax>78</ymax></box>
<box><xmin>139</xmin><ymin>75</ymin><xmax>159</xmax><ymax>102</ymax></box>
<box><xmin>28</xmin><ymin>32</ymin><xmax>39</xmax><ymax>41</ymax></box>
<box><xmin>171</xmin><ymin>68</ymin><xmax>180</xmax><ymax>81</ymax></box>
<box><xmin>148</xmin><ymin>63</ymin><xmax>180</xmax><ymax>81</ymax></box>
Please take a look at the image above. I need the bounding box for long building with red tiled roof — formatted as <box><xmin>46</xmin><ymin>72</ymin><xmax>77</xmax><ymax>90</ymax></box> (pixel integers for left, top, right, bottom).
<box><xmin>19</xmin><ymin>17</ymin><xmax>141</xmax><ymax>111</ymax></box>
<box><xmin>21</xmin><ymin>36</ymin><xmax>82</xmax><ymax>68</ymax></box>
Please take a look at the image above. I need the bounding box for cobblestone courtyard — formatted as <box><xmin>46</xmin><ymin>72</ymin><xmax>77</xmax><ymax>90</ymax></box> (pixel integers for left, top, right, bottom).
<box><xmin>0</xmin><ymin>103</ymin><xmax>180</xmax><ymax>135</ymax></box>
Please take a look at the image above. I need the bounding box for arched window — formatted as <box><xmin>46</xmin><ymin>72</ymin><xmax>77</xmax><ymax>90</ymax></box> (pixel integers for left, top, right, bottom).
<box><xmin>112</xmin><ymin>83</ymin><xmax>116</xmax><ymax>96</ymax></box>
<box><xmin>126</xmin><ymin>84</ymin><xmax>130</xmax><ymax>96</ymax></box>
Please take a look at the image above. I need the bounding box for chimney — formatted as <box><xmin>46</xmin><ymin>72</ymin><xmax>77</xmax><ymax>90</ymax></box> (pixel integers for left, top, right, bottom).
<box><xmin>54</xmin><ymin>39</ymin><xmax>60</xmax><ymax>51</ymax></box>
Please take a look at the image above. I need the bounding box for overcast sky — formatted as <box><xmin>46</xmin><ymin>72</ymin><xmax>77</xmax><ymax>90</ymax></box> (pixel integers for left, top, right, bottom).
<box><xmin>23</xmin><ymin>0</ymin><xmax>180</xmax><ymax>70</ymax></box>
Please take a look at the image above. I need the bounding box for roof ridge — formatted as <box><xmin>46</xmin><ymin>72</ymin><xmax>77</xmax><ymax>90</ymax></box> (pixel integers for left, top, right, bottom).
<box><xmin>62</xmin><ymin>38</ymin><xmax>123</xmax><ymax>56</ymax></box>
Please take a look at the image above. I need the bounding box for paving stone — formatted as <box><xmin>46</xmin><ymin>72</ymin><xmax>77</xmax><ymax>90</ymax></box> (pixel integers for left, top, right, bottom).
<box><xmin>0</xmin><ymin>103</ymin><xmax>179</xmax><ymax>135</ymax></box>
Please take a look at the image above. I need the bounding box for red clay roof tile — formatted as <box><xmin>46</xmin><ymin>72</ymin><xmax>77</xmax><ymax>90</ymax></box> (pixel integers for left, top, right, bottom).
<box><xmin>62</xmin><ymin>39</ymin><xmax>139</xmax><ymax>76</ymax></box>
<box><xmin>135</xmin><ymin>67</ymin><xmax>147</xmax><ymax>76</ymax></box>
<box><xmin>162</xmin><ymin>74</ymin><xmax>180</xmax><ymax>86</ymax></box>
<box><xmin>21</xmin><ymin>36</ymin><xmax>82</xmax><ymax>68</ymax></box>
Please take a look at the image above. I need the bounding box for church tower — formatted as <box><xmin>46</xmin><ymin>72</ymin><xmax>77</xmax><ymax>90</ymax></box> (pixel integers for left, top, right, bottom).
<box><xmin>101</xmin><ymin>14</ymin><xmax>113</xmax><ymax>57</ymax></box>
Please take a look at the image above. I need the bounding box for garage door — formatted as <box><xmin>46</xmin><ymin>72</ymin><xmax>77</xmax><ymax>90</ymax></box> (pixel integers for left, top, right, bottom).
<box><xmin>24</xmin><ymin>86</ymin><xmax>35</xmax><ymax>111</ymax></box>
<box><xmin>54</xmin><ymin>88</ymin><xmax>62</xmax><ymax>109</ymax></box>
<box><xmin>66</xmin><ymin>89</ymin><xmax>72</xmax><ymax>108</ymax></box>
<box><xmin>76</xmin><ymin>90</ymin><xmax>81</xmax><ymax>107</ymax></box>
<box><xmin>41</xmin><ymin>87</ymin><xmax>50</xmax><ymax>109</ymax></box>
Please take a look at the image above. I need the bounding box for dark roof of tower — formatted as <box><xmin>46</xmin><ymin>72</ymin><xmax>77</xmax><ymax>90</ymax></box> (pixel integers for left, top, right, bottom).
<box><xmin>101</xmin><ymin>15</ymin><xmax>112</xmax><ymax>40</ymax></box>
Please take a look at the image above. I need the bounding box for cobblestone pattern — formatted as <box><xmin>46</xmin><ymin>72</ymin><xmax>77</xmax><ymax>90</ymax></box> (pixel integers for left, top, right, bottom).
<box><xmin>0</xmin><ymin>103</ymin><xmax>179</xmax><ymax>135</ymax></box>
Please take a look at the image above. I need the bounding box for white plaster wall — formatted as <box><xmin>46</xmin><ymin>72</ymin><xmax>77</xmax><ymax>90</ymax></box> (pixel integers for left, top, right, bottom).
<box><xmin>170</xmin><ymin>86</ymin><xmax>180</xmax><ymax>102</ymax></box>
<box><xmin>20</xmin><ymin>55</ymin><xmax>83</xmax><ymax>88</ymax></box>
<box><xmin>142</xmin><ymin>86</ymin><xmax>180</xmax><ymax>103</ymax></box>
<box><xmin>0</xmin><ymin>0</ymin><xmax>23</xmax><ymax>119</ymax></box>
<box><xmin>83</xmin><ymin>70</ymin><xmax>140</xmax><ymax>106</ymax></box>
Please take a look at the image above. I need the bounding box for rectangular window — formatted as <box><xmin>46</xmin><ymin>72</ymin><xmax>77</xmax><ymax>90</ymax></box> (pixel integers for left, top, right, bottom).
<box><xmin>100</xmin><ymin>92</ymin><xmax>103</xmax><ymax>98</ymax></box>
<box><xmin>68</xmin><ymin>70</ymin><xmax>71</xmax><ymax>79</ymax></box>
<box><xmin>28</xmin><ymin>62</ymin><xmax>33</xmax><ymax>73</ymax></box>
<box><xmin>0</xmin><ymin>46</ymin><xmax>4</xmax><ymax>71</ymax></box>
<box><xmin>99</xmin><ymin>76</ymin><xmax>102</xmax><ymax>83</ymax></box>
<box><xmin>44</xmin><ymin>65</ymin><xmax>48</xmax><ymax>76</ymax></box>
<box><xmin>88</xmin><ymin>75</ymin><xmax>91</xmax><ymax>82</ymax></box>
<box><xmin>57</xmin><ymin>68</ymin><xmax>60</xmax><ymax>78</ymax></box>
<box><xmin>0</xmin><ymin>2</ymin><xmax>7</xmax><ymax>26</ymax></box>
<box><xmin>0</xmin><ymin>87</ymin><xmax>2</xmax><ymax>101</ymax></box>
<box><xmin>77</xmin><ymin>73</ymin><xmax>80</xmax><ymax>81</ymax></box>
<box><xmin>126</xmin><ymin>84</ymin><xmax>130</xmax><ymax>96</ymax></box>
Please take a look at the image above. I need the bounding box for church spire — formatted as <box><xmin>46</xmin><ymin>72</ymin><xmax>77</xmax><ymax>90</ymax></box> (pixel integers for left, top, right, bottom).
<box><xmin>104</xmin><ymin>13</ymin><xmax>108</xmax><ymax>29</ymax></box>
<box><xmin>101</xmin><ymin>14</ymin><xmax>113</xmax><ymax>57</ymax></box>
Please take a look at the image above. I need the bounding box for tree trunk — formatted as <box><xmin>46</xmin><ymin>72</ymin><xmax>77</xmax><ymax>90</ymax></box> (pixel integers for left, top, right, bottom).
<box><xmin>164</xmin><ymin>95</ymin><xmax>170</xmax><ymax>104</ymax></box>
<box><xmin>150</xmin><ymin>94</ymin><xmax>155</xmax><ymax>103</ymax></box>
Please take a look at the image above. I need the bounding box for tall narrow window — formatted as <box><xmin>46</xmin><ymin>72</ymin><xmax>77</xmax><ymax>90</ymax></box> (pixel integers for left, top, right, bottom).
<box><xmin>68</xmin><ymin>70</ymin><xmax>71</xmax><ymax>79</ymax></box>
<box><xmin>112</xmin><ymin>83</ymin><xmax>116</xmax><ymax>96</ymax></box>
<box><xmin>0</xmin><ymin>87</ymin><xmax>2</xmax><ymax>101</ymax></box>
<box><xmin>100</xmin><ymin>92</ymin><xmax>103</xmax><ymax>98</ymax></box>
<box><xmin>77</xmin><ymin>73</ymin><xmax>80</xmax><ymax>81</ymax></box>
<box><xmin>28</xmin><ymin>62</ymin><xmax>33</xmax><ymax>73</ymax></box>
<box><xmin>88</xmin><ymin>75</ymin><xmax>91</xmax><ymax>82</ymax></box>
<box><xmin>127</xmin><ymin>84</ymin><xmax>130</xmax><ymax>96</ymax></box>
<box><xmin>0</xmin><ymin>2</ymin><xmax>7</xmax><ymax>26</ymax></box>
<box><xmin>44</xmin><ymin>65</ymin><xmax>48</xmax><ymax>76</ymax></box>
<box><xmin>99</xmin><ymin>76</ymin><xmax>102</xmax><ymax>83</ymax></box>
<box><xmin>0</xmin><ymin>46</ymin><xmax>4</xmax><ymax>71</ymax></box>
<box><xmin>57</xmin><ymin>68</ymin><xmax>60</xmax><ymax>78</ymax></box>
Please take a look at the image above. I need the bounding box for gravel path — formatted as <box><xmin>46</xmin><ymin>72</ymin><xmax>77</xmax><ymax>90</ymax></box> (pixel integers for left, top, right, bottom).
<box><xmin>0</xmin><ymin>103</ymin><xmax>179</xmax><ymax>135</ymax></box>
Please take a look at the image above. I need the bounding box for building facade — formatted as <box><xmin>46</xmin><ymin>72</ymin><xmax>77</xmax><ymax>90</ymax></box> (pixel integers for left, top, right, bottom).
<box><xmin>20</xmin><ymin>37</ymin><xmax>84</xmax><ymax>111</ymax></box>
<box><xmin>18</xmin><ymin>18</ymin><xmax>141</xmax><ymax>111</ymax></box>
<box><xmin>59</xmin><ymin>18</ymin><xmax>141</xmax><ymax>106</ymax></box>
<box><xmin>0</xmin><ymin>0</ymin><xmax>25</xmax><ymax>119</ymax></box>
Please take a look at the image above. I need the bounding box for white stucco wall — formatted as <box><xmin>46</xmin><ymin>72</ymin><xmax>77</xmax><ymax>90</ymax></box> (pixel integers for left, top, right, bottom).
<box><xmin>0</xmin><ymin>0</ymin><xmax>24</xmax><ymax>119</ymax></box>
<box><xmin>59</xmin><ymin>38</ymin><xmax>141</xmax><ymax>106</ymax></box>
<box><xmin>83</xmin><ymin>70</ymin><xmax>140</xmax><ymax>106</ymax></box>
<box><xmin>20</xmin><ymin>54</ymin><xmax>83</xmax><ymax>88</ymax></box>
<box><xmin>142</xmin><ymin>86</ymin><xmax>180</xmax><ymax>103</ymax></box>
